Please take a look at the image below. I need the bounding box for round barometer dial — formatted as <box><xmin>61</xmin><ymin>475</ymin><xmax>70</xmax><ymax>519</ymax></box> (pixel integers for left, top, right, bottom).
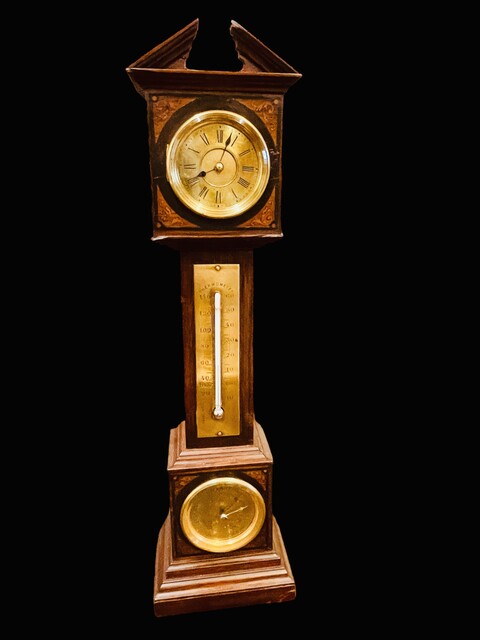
<box><xmin>166</xmin><ymin>110</ymin><xmax>270</xmax><ymax>218</ymax></box>
<box><xmin>180</xmin><ymin>476</ymin><xmax>266</xmax><ymax>553</ymax></box>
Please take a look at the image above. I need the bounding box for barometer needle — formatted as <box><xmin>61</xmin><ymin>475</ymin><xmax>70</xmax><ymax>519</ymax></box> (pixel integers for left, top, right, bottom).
<box><xmin>220</xmin><ymin>505</ymin><xmax>248</xmax><ymax>519</ymax></box>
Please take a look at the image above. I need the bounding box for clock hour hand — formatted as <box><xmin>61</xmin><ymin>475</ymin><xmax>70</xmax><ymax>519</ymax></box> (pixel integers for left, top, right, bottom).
<box><xmin>194</xmin><ymin>166</ymin><xmax>218</xmax><ymax>179</ymax></box>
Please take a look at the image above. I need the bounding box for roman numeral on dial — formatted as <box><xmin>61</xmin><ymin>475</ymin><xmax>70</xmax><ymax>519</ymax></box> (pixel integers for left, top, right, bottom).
<box><xmin>238</xmin><ymin>177</ymin><xmax>250</xmax><ymax>188</ymax></box>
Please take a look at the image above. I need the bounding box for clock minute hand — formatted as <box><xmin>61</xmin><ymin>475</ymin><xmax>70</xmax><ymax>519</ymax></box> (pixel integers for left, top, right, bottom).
<box><xmin>219</xmin><ymin>131</ymin><xmax>232</xmax><ymax>162</ymax></box>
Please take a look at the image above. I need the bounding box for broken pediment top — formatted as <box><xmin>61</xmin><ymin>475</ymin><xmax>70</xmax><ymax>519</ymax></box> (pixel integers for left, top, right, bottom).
<box><xmin>126</xmin><ymin>19</ymin><xmax>301</xmax><ymax>95</ymax></box>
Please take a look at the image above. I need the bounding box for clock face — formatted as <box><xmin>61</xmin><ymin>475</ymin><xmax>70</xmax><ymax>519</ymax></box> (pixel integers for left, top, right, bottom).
<box><xmin>166</xmin><ymin>110</ymin><xmax>271</xmax><ymax>219</ymax></box>
<box><xmin>180</xmin><ymin>476</ymin><xmax>266</xmax><ymax>553</ymax></box>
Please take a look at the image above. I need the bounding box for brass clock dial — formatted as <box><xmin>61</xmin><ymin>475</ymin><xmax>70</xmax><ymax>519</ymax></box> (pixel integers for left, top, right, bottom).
<box><xmin>180</xmin><ymin>476</ymin><xmax>266</xmax><ymax>553</ymax></box>
<box><xmin>166</xmin><ymin>110</ymin><xmax>271</xmax><ymax>219</ymax></box>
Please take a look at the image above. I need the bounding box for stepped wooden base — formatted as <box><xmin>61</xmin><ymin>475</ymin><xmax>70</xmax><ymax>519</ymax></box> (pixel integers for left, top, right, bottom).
<box><xmin>153</xmin><ymin>512</ymin><xmax>295</xmax><ymax>617</ymax></box>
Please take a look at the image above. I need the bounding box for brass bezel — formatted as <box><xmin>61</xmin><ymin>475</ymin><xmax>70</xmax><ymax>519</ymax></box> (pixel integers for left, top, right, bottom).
<box><xmin>166</xmin><ymin>110</ymin><xmax>270</xmax><ymax>219</ymax></box>
<box><xmin>180</xmin><ymin>476</ymin><xmax>266</xmax><ymax>553</ymax></box>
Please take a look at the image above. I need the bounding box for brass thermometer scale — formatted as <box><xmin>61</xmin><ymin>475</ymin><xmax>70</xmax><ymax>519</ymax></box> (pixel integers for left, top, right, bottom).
<box><xmin>194</xmin><ymin>263</ymin><xmax>240</xmax><ymax>438</ymax></box>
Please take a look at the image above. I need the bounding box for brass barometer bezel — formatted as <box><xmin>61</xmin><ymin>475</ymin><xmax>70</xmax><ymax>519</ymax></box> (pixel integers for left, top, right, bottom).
<box><xmin>179</xmin><ymin>476</ymin><xmax>266</xmax><ymax>553</ymax></box>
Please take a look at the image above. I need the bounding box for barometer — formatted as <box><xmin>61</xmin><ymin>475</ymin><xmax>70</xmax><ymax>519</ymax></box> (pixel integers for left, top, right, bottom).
<box><xmin>180</xmin><ymin>476</ymin><xmax>266</xmax><ymax>553</ymax></box>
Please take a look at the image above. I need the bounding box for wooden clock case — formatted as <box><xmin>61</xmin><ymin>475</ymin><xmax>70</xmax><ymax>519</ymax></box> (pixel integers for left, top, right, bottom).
<box><xmin>127</xmin><ymin>18</ymin><xmax>301</xmax><ymax>617</ymax></box>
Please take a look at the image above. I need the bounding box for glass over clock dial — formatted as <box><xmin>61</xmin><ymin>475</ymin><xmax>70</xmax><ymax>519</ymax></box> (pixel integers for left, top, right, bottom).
<box><xmin>166</xmin><ymin>110</ymin><xmax>271</xmax><ymax>219</ymax></box>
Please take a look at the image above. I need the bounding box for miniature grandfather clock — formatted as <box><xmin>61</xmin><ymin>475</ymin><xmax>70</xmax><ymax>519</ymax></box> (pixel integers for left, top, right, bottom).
<box><xmin>127</xmin><ymin>19</ymin><xmax>301</xmax><ymax>617</ymax></box>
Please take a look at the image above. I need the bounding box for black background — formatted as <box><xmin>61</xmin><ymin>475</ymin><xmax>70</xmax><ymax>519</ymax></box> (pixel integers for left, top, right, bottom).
<box><xmin>28</xmin><ymin>8</ymin><xmax>410</xmax><ymax>633</ymax></box>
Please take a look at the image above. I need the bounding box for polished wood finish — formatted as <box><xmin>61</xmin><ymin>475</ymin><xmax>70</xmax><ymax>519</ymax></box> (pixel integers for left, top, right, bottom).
<box><xmin>126</xmin><ymin>19</ymin><xmax>299</xmax><ymax>617</ymax></box>
<box><xmin>154</xmin><ymin>513</ymin><xmax>295</xmax><ymax>617</ymax></box>
<box><xmin>181</xmin><ymin>251</ymin><xmax>254</xmax><ymax>448</ymax></box>
<box><xmin>166</xmin><ymin>420</ymin><xmax>272</xmax><ymax>471</ymax></box>
<box><xmin>166</xmin><ymin>421</ymin><xmax>273</xmax><ymax>558</ymax></box>
<box><xmin>147</xmin><ymin>92</ymin><xmax>283</xmax><ymax>246</ymax></box>
<box><xmin>154</xmin><ymin>420</ymin><xmax>294</xmax><ymax>618</ymax></box>
<box><xmin>126</xmin><ymin>19</ymin><xmax>301</xmax><ymax>95</ymax></box>
<box><xmin>126</xmin><ymin>19</ymin><xmax>301</xmax><ymax>248</ymax></box>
